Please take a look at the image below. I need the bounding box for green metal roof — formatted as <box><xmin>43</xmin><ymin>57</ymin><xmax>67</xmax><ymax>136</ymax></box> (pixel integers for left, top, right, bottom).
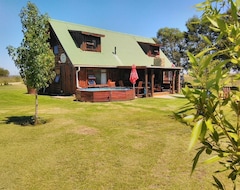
<box><xmin>49</xmin><ymin>19</ymin><xmax>174</xmax><ymax>68</ymax></box>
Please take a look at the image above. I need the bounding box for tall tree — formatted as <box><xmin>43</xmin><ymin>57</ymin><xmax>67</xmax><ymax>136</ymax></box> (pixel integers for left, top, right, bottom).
<box><xmin>156</xmin><ymin>28</ymin><xmax>184</xmax><ymax>67</ymax></box>
<box><xmin>183</xmin><ymin>16</ymin><xmax>210</xmax><ymax>70</ymax></box>
<box><xmin>184</xmin><ymin>15</ymin><xmax>233</xmax><ymax>70</ymax></box>
<box><xmin>184</xmin><ymin>16</ymin><xmax>212</xmax><ymax>55</ymax></box>
<box><xmin>7</xmin><ymin>2</ymin><xmax>55</xmax><ymax>124</ymax></box>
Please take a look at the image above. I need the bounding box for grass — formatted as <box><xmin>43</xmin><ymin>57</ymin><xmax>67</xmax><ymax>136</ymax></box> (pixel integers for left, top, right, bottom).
<box><xmin>0</xmin><ymin>83</ymin><xmax>235</xmax><ymax>189</ymax></box>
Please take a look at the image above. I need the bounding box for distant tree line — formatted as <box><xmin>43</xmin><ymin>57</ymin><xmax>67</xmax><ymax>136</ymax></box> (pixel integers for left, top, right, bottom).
<box><xmin>0</xmin><ymin>67</ymin><xmax>10</xmax><ymax>77</ymax></box>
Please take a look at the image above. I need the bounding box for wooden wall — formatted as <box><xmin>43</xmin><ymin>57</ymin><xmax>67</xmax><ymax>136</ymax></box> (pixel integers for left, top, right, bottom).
<box><xmin>48</xmin><ymin>29</ymin><xmax>76</xmax><ymax>95</ymax></box>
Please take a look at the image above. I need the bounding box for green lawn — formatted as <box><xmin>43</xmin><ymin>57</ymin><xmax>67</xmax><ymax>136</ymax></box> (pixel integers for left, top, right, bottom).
<box><xmin>0</xmin><ymin>83</ymin><xmax>232</xmax><ymax>190</ymax></box>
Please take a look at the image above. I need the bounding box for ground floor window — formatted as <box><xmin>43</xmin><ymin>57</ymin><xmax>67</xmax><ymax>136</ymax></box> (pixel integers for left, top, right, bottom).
<box><xmin>87</xmin><ymin>69</ymin><xmax>107</xmax><ymax>84</ymax></box>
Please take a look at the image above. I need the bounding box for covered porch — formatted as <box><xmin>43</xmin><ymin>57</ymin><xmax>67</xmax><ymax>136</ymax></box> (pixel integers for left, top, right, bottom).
<box><xmin>75</xmin><ymin>65</ymin><xmax>182</xmax><ymax>98</ymax></box>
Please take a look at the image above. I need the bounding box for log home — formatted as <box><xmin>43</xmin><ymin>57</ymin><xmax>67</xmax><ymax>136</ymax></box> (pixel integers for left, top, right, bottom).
<box><xmin>46</xmin><ymin>19</ymin><xmax>182</xmax><ymax>98</ymax></box>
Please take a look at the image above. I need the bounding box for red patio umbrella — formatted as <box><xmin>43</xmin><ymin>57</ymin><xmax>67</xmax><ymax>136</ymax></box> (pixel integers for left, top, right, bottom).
<box><xmin>129</xmin><ymin>64</ymin><xmax>139</xmax><ymax>96</ymax></box>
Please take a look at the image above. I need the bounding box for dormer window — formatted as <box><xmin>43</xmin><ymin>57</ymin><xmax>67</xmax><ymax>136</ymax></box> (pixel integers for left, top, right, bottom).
<box><xmin>69</xmin><ymin>30</ymin><xmax>105</xmax><ymax>52</ymax></box>
<box><xmin>138</xmin><ymin>42</ymin><xmax>160</xmax><ymax>57</ymax></box>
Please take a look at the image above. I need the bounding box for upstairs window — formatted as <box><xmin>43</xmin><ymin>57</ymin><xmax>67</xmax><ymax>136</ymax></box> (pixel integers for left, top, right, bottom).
<box><xmin>69</xmin><ymin>30</ymin><xmax>104</xmax><ymax>52</ymax></box>
<box><xmin>138</xmin><ymin>42</ymin><xmax>160</xmax><ymax>57</ymax></box>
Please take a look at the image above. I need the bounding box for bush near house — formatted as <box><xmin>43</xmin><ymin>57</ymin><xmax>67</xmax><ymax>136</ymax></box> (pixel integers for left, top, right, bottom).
<box><xmin>0</xmin><ymin>76</ymin><xmax>22</xmax><ymax>85</ymax></box>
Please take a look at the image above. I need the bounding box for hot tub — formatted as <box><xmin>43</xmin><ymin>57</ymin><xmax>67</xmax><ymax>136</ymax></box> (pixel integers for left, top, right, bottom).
<box><xmin>75</xmin><ymin>87</ymin><xmax>135</xmax><ymax>102</ymax></box>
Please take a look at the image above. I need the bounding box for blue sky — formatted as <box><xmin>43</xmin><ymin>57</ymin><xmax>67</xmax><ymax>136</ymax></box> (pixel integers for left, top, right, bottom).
<box><xmin>0</xmin><ymin>0</ymin><xmax>203</xmax><ymax>75</ymax></box>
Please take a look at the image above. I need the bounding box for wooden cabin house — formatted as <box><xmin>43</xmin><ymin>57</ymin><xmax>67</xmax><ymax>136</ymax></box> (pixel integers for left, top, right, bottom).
<box><xmin>46</xmin><ymin>19</ymin><xmax>182</xmax><ymax>97</ymax></box>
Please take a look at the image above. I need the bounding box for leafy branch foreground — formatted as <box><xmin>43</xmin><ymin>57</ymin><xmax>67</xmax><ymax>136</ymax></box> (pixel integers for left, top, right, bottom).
<box><xmin>177</xmin><ymin>0</ymin><xmax>240</xmax><ymax>189</ymax></box>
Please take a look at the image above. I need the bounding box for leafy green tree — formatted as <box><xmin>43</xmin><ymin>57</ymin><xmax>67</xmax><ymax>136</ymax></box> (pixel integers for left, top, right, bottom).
<box><xmin>156</xmin><ymin>28</ymin><xmax>184</xmax><ymax>67</ymax></box>
<box><xmin>176</xmin><ymin>0</ymin><xmax>240</xmax><ymax>189</ymax></box>
<box><xmin>184</xmin><ymin>15</ymin><xmax>232</xmax><ymax>70</ymax></box>
<box><xmin>7</xmin><ymin>2</ymin><xmax>55</xmax><ymax>124</ymax></box>
<box><xmin>184</xmin><ymin>16</ymin><xmax>216</xmax><ymax>55</ymax></box>
<box><xmin>0</xmin><ymin>68</ymin><xmax>10</xmax><ymax>77</ymax></box>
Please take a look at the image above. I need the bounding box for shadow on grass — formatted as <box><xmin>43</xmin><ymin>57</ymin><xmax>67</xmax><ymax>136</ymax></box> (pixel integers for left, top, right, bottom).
<box><xmin>5</xmin><ymin>116</ymin><xmax>47</xmax><ymax>126</ymax></box>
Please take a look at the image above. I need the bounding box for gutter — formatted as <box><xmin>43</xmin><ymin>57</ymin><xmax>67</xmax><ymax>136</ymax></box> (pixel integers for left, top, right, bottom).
<box><xmin>76</xmin><ymin>66</ymin><xmax>81</xmax><ymax>89</ymax></box>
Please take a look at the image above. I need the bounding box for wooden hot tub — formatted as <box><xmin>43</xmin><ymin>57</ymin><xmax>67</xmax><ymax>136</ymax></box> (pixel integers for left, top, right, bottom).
<box><xmin>75</xmin><ymin>87</ymin><xmax>135</xmax><ymax>102</ymax></box>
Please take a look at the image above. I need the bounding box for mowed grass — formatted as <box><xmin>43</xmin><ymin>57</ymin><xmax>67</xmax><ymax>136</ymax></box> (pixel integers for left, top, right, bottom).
<box><xmin>0</xmin><ymin>83</ymin><xmax>232</xmax><ymax>190</ymax></box>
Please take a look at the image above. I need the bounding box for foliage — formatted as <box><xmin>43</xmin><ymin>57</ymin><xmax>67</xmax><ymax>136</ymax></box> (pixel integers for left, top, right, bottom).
<box><xmin>0</xmin><ymin>67</ymin><xmax>10</xmax><ymax>77</ymax></box>
<box><xmin>156</xmin><ymin>27</ymin><xmax>184</xmax><ymax>67</ymax></box>
<box><xmin>185</xmin><ymin>16</ymin><xmax>222</xmax><ymax>54</ymax></box>
<box><xmin>177</xmin><ymin>0</ymin><xmax>240</xmax><ymax>189</ymax></box>
<box><xmin>156</xmin><ymin>12</ymin><xmax>233</xmax><ymax>71</ymax></box>
<box><xmin>183</xmin><ymin>16</ymin><xmax>221</xmax><ymax>70</ymax></box>
<box><xmin>6</xmin><ymin>2</ymin><xmax>55</xmax><ymax>124</ymax></box>
<box><xmin>184</xmin><ymin>11</ymin><xmax>237</xmax><ymax>71</ymax></box>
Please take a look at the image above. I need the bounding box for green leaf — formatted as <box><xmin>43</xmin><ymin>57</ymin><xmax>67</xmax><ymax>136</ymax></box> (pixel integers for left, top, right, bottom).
<box><xmin>231</xmin><ymin>58</ymin><xmax>238</xmax><ymax>64</ymax></box>
<box><xmin>228</xmin><ymin>170</ymin><xmax>237</xmax><ymax>180</ymax></box>
<box><xmin>212</xmin><ymin>175</ymin><xmax>225</xmax><ymax>190</ymax></box>
<box><xmin>212</xmin><ymin>130</ymin><xmax>219</xmax><ymax>143</ymax></box>
<box><xmin>228</xmin><ymin>132</ymin><xmax>239</xmax><ymax>142</ymax></box>
<box><xmin>187</xmin><ymin>51</ymin><xmax>198</xmax><ymax>66</ymax></box>
<box><xmin>199</xmin><ymin>121</ymin><xmax>207</xmax><ymax>141</ymax></box>
<box><xmin>201</xmin><ymin>35</ymin><xmax>212</xmax><ymax>45</ymax></box>
<box><xmin>209</xmin><ymin>26</ymin><xmax>220</xmax><ymax>32</ymax></box>
<box><xmin>204</xmin><ymin>155</ymin><xmax>221</xmax><ymax>164</ymax></box>
<box><xmin>206</xmin><ymin>148</ymin><xmax>212</xmax><ymax>155</ymax></box>
<box><xmin>207</xmin><ymin>16</ymin><xmax>219</xmax><ymax>28</ymax></box>
<box><xmin>191</xmin><ymin>147</ymin><xmax>205</xmax><ymax>175</ymax></box>
<box><xmin>182</xmin><ymin>115</ymin><xmax>195</xmax><ymax>123</ymax></box>
<box><xmin>188</xmin><ymin>118</ymin><xmax>203</xmax><ymax>151</ymax></box>
<box><xmin>195</xmin><ymin>48</ymin><xmax>215</xmax><ymax>59</ymax></box>
<box><xmin>210</xmin><ymin>59</ymin><xmax>230</xmax><ymax>74</ymax></box>
<box><xmin>216</xmin><ymin>18</ymin><xmax>226</xmax><ymax>31</ymax></box>
<box><xmin>206</xmin><ymin>78</ymin><xmax>216</xmax><ymax>89</ymax></box>
<box><xmin>201</xmin><ymin>54</ymin><xmax>214</xmax><ymax>69</ymax></box>
<box><xmin>228</xmin><ymin>37</ymin><xmax>234</xmax><ymax>43</ymax></box>
<box><xmin>181</xmin><ymin>86</ymin><xmax>189</xmax><ymax>96</ymax></box>
<box><xmin>231</xmin><ymin>100</ymin><xmax>239</xmax><ymax>115</ymax></box>
<box><xmin>230</xmin><ymin>0</ymin><xmax>238</xmax><ymax>21</ymax></box>
<box><xmin>205</xmin><ymin>119</ymin><xmax>214</xmax><ymax>133</ymax></box>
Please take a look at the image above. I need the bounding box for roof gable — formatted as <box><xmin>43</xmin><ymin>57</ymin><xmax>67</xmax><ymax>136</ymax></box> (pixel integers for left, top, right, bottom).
<box><xmin>49</xmin><ymin>19</ymin><xmax>173</xmax><ymax>68</ymax></box>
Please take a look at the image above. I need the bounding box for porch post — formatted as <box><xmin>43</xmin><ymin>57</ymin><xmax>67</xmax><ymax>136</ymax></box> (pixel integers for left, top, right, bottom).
<box><xmin>151</xmin><ymin>69</ymin><xmax>154</xmax><ymax>97</ymax></box>
<box><xmin>145</xmin><ymin>68</ymin><xmax>148</xmax><ymax>97</ymax></box>
<box><xmin>177</xmin><ymin>70</ymin><xmax>181</xmax><ymax>93</ymax></box>
<box><xmin>172</xmin><ymin>70</ymin><xmax>176</xmax><ymax>94</ymax></box>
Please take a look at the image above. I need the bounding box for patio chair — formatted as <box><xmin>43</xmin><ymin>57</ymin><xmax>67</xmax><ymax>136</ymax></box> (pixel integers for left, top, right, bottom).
<box><xmin>108</xmin><ymin>79</ymin><xmax>116</xmax><ymax>87</ymax></box>
<box><xmin>135</xmin><ymin>81</ymin><xmax>144</xmax><ymax>97</ymax></box>
<box><xmin>118</xmin><ymin>80</ymin><xmax>124</xmax><ymax>87</ymax></box>
<box><xmin>154</xmin><ymin>84</ymin><xmax>162</xmax><ymax>92</ymax></box>
<box><xmin>88</xmin><ymin>79</ymin><xmax>96</xmax><ymax>87</ymax></box>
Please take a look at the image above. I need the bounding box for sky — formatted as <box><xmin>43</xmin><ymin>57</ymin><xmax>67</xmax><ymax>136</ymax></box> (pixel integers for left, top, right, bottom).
<box><xmin>0</xmin><ymin>0</ymin><xmax>203</xmax><ymax>75</ymax></box>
